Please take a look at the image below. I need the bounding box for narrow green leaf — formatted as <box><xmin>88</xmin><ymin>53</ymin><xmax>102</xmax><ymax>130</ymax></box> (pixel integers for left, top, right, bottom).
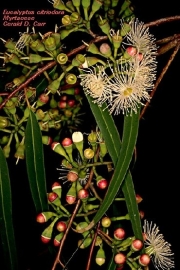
<box><xmin>107</xmin><ymin>249</ymin><xmax>117</xmax><ymax>270</ymax></box>
<box><xmin>0</xmin><ymin>147</ymin><xmax>18</xmax><ymax>270</ymax></box>
<box><xmin>122</xmin><ymin>173</ymin><xmax>143</xmax><ymax>240</ymax></box>
<box><xmin>86</xmin><ymin>97</ymin><xmax>121</xmax><ymax>163</ymax></box>
<box><xmin>86</xmin><ymin>96</ymin><xmax>142</xmax><ymax>239</ymax></box>
<box><xmin>92</xmin><ymin>109</ymin><xmax>140</xmax><ymax>225</ymax></box>
<box><xmin>25</xmin><ymin>110</ymin><xmax>48</xmax><ymax>213</ymax></box>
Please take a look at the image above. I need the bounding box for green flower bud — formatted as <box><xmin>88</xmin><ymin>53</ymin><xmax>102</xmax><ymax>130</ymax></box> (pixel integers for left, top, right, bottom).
<box><xmin>70</xmin><ymin>12</ymin><xmax>83</xmax><ymax>24</ymax></box>
<box><xmin>39</xmin><ymin>121</ymin><xmax>49</xmax><ymax>131</ymax></box>
<box><xmin>85</xmin><ymin>56</ymin><xmax>106</xmax><ymax>67</ymax></box>
<box><xmin>89</xmin><ymin>0</ymin><xmax>103</xmax><ymax>20</ymax></box>
<box><xmin>95</xmin><ymin>235</ymin><xmax>103</xmax><ymax>246</ymax></box>
<box><xmin>8</xmin><ymin>54</ymin><xmax>20</xmax><ymax>65</ymax></box>
<box><xmin>36</xmin><ymin>109</ymin><xmax>45</xmax><ymax>120</ymax></box>
<box><xmin>82</xmin><ymin>0</ymin><xmax>91</xmax><ymax>8</ymax></box>
<box><xmin>30</xmin><ymin>39</ymin><xmax>45</xmax><ymax>52</ymax></box>
<box><xmin>72</xmin><ymin>54</ymin><xmax>85</xmax><ymax>67</ymax></box>
<box><xmin>41</xmin><ymin>217</ymin><xmax>58</xmax><ymax>243</ymax></box>
<box><xmin>51</xmin><ymin>32</ymin><xmax>61</xmax><ymax>48</ymax></box>
<box><xmin>99</xmin><ymin>142</ymin><xmax>108</xmax><ymax>158</ymax></box>
<box><xmin>54</xmin><ymin>232</ymin><xmax>64</xmax><ymax>246</ymax></box>
<box><xmin>72</xmin><ymin>132</ymin><xmax>84</xmax><ymax>160</ymax></box>
<box><xmin>51</xmin><ymin>142</ymin><xmax>70</xmax><ymax>160</ymax></box>
<box><xmin>36</xmin><ymin>211</ymin><xmax>57</xmax><ymax>223</ymax></box>
<box><xmin>4</xmin><ymin>39</ymin><xmax>16</xmax><ymax>50</ymax></box>
<box><xmin>53</xmin><ymin>0</ymin><xmax>72</xmax><ymax>12</ymax></box>
<box><xmin>48</xmin><ymin>192</ymin><xmax>61</xmax><ymax>207</ymax></box>
<box><xmin>97</xmin><ymin>17</ymin><xmax>111</xmax><ymax>36</ymax></box>
<box><xmin>0</xmin><ymin>116</ymin><xmax>10</xmax><ymax>129</ymax></box>
<box><xmin>112</xmin><ymin>0</ymin><xmax>119</xmax><ymax>7</ymax></box>
<box><xmin>95</xmin><ymin>247</ymin><xmax>106</xmax><ymax>266</ymax></box>
<box><xmin>66</xmin><ymin>1</ymin><xmax>75</xmax><ymax>11</ymax></box>
<box><xmin>42</xmin><ymin>136</ymin><xmax>52</xmax><ymax>145</ymax></box>
<box><xmin>107</xmin><ymin>9</ymin><xmax>115</xmax><ymax>20</ymax></box>
<box><xmin>66</xmin><ymin>182</ymin><xmax>77</xmax><ymax>204</ymax></box>
<box><xmin>78</xmin><ymin>237</ymin><xmax>92</xmax><ymax>249</ymax></box>
<box><xmin>4</xmin><ymin>99</ymin><xmax>16</xmax><ymax>114</ymax></box>
<box><xmin>14</xmin><ymin>142</ymin><xmax>25</xmax><ymax>160</ymax></box>
<box><xmin>62</xmin><ymin>14</ymin><xmax>72</xmax><ymax>25</ymax></box>
<box><xmin>29</xmin><ymin>54</ymin><xmax>42</xmax><ymax>63</ymax></box>
<box><xmin>0</xmin><ymin>136</ymin><xmax>9</xmax><ymax>145</ymax></box>
<box><xmin>44</xmin><ymin>37</ymin><xmax>56</xmax><ymax>51</ymax></box>
<box><xmin>85</xmin><ymin>42</ymin><xmax>102</xmax><ymax>56</ymax></box>
<box><xmin>120</xmin><ymin>22</ymin><xmax>131</xmax><ymax>36</ymax></box>
<box><xmin>50</xmin><ymin>95</ymin><xmax>58</xmax><ymax>109</ymax></box>
<box><xmin>47</xmin><ymin>79</ymin><xmax>61</xmax><ymax>94</ymax></box>
<box><xmin>13</xmin><ymin>75</ymin><xmax>26</xmax><ymax>87</ymax></box>
<box><xmin>3</xmin><ymin>144</ymin><xmax>11</xmax><ymax>158</ymax></box>
<box><xmin>52</xmin><ymin>182</ymin><xmax>62</xmax><ymax>198</ymax></box>
<box><xmin>119</xmin><ymin>0</ymin><xmax>131</xmax><ymax>16</ymax></box>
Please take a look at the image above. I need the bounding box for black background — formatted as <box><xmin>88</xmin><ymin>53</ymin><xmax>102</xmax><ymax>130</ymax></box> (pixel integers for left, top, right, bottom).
<box><xmin>0</xmin><ymin>0</ymin><xmax>179</xmax><ymax>269</ymax></box>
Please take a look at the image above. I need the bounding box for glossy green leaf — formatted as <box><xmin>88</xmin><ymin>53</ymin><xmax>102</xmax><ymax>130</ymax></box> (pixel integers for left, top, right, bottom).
<box><xmin>25</xmin><ymin>110</ymin><xmax>48</xmax><ymax>213</ymax></box>
<box><xmin>122</xmin><ymin>173</ymin><xmax>143</xmax><ymax>240</ymax></box>
<box><xmin>0</xmin><ymin>147</ymin><xmax>18</xmax><ymax>270</ymax></box>
<box><xmin>106</xmin><ymin>248</ymin><xmax>117</xmax><ymax>270</ymax></box>
<box><xmin>86</xmin><ymin>96</ymin><xmax>142</xmax><ymax>239</ymax></box>
<box><xmin>92</xmin><ymin>109</ymin><xmax>140</xmax><ymax>224</ymax></box>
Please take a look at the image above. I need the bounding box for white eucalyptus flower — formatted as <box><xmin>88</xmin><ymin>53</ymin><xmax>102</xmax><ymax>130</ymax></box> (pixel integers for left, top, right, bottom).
<box><xmin>143</xmin><ymin>220</ymin><xmax>175</xmax><ymax>270</ymax></box>
<box><xmin>108</xmin><ymin>60</ymin><xmax>152</xmax><ymax>115</ymax></box>
<box><xmin>78</xmin><ymin>66</ymin><xmax>113</xmax><ymax>106</ymax></box>
<box><xmin>123</xmin><ymin>18</ymin><xmax>157</xmax><ymax>56</ymax></box>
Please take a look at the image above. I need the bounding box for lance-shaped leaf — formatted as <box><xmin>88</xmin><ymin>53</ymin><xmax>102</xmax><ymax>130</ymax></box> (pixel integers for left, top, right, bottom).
<box><xmin>25</xmin><ymin>110</ymin><xmax>48</xmax><ymax>213</ymax></box>
<box><xmin>0</xmin><ymin>147</ymin><xmax>19</xmax><ymax>270</ymax></box>
<box><xmin>85</xmin><ymin>96</ymin><xmax>142</xmax><ymax>240</ymax></box>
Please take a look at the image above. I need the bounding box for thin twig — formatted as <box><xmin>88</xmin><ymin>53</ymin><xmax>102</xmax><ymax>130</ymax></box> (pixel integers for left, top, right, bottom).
<box><xmin>140</xmin><ymin>44</ymin><xmax>180</xmax><ymax>119</ymax></box>
<box><xmin>144</xmin><ymin>16</ymin><xmax>180</xmax><ymax>27</ymax></box>
<box><xmin>0</xmin><ymin>61</ymin><xmax>56</xmax><ymax>109</ymax></box>
<box><xmin>51</xmin><ymin>199</ymin><xmax>81</xmax><ymax>270</ymax></box>
<box><xmin>86</xmin><ymin>222</ymin><xmax>100</xmax><ymax>270</ymax></box>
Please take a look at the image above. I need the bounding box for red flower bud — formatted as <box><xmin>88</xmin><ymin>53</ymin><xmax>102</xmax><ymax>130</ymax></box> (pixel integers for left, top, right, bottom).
<box><xmin>96</xmin><ymin>178</ymin><xmax>108</xmax><ymax>189</ymax></box>
<box><xmin>61</xmin><ymin>137</ymin><xmax>73</xmax><ymax>147</ymax></box>
<box><xmin>114</xmin><ymin>228</ymin><xmax>126</xmax><ymax>240</ymax></box>
<box><xmin>66</xmin><ymin>195</ymin><xmax>76</xmax><ymax>204</ymax></box>
<box><xmin>114</xmin><ymin>253</ymin><xmax>126</xmax><ymax>264</ymax></box>
<box><xmin>67</xmin><ymin>99</ymin><xmax>76</xmax><ymax>108</ymax></box>
<box><xmin>139</xmin><ymin>254</ymin><xmax>151</xmax><ymax>266</ymax></box>
<box><xmin>48</xmin><ymin>192</ymin><xmax>58</xmax><ymax>203</ymax></box>
<box><xmin>58</xmin><ymin>100</ymin><xmax>67</xmax><ymax>109</ymax></box>
<box><xmin>131</xmin><ymin>239</ymin><xmax>143</xmax><ymax>251</ymax></box>
<box><xmin>67</xmin><ymin>169</ymin><xmax>79</xmax><ymax>182</ymax></box>
<box><xmin>56</xmin><ymin>221</ymin><xmax>67</xmax><ymax>232</ymax></box>
<box><xmin>78</xmin><ymin>188</ymin><xmax>89</xmax><ymax>200</ymax></box>
<box><xmin>41</xmin><ymin>235</ymin><xmax>51</xmax><ymax>244</ymax></box>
